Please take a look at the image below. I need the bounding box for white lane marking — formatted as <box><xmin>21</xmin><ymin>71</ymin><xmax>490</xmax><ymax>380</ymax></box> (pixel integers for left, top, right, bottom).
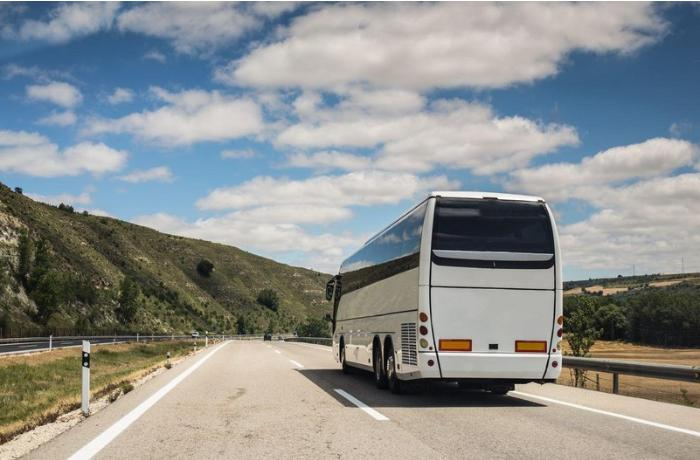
<box><xmin>289</xmin><ymin>359</ymin><xmax>304</xmax><ymax>368</ymax></box>
<box><xmin>18</xmin><ymin>344</ymin><xmax>36</xmax><ymax>348</ymax></box>
<box><xmin>274</xmin><ymin>349</ymin><xmax>282</xmax><ymax>354</ymax></box>
<box><xmin>511</xmin><ymin>391</ymin><xmax>700</xmax><ymax>438</ymax></box>
<box><xmin>334</xmin><ymin>389</ymin><xmax>389</xmax><ymax>421</ymax></box>
<box><xmin>67</xmin><ymin>341</ymin><xmax>230</xmax><ymax>460</ymax></box>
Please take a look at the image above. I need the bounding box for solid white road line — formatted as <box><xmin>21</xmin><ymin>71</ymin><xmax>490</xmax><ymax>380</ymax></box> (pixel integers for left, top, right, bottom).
<box><xmin>289</xmin><ymin>360</ymin><xmax>304</xmax><ymax>368</ymax></box>
<box><xmin>67</xmin><ymin>341</ymin><xmax>230</xmax><ymax>460</ymax></box>
<box><xmin>511</xmin><ymin>391</ymin><xmax>700</xmax><ymax>438</ymax></box>
<box><xmin>334</xmin><ymin>389</ymin><xmax>389</xmax><ymax>421</ymax></box>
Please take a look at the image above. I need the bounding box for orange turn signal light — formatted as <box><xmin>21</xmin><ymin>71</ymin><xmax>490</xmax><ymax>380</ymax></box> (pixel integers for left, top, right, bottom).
<box><xmin>438</xmin><ymin>339</ymin><xmax>472</xmax><ymax>352</ymax></box>
<box><xmin>515</xmin><ymin>340</ymin><xmax>547</xmax><ymax>353</ymax></box>
<box><xmin>419</xmin><ymin>312</ymin><xmax>429</xmax><ymax>322</ymax></box>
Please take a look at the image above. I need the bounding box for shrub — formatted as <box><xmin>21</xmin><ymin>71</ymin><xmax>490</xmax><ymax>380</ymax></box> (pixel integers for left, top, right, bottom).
<box><xmin>297</xmin><ymin>317</ymin><xmax>330</xmax><ymax>338</ymax></box>
<box><xmin>256</xmin><ymin>289</ymin><xmax>279</xmax><ymax>311</ymax></box>
<box><xmin>196</xmin><ymin>259</ymin><xmax>214</xmax><ymax>277</ymax></box>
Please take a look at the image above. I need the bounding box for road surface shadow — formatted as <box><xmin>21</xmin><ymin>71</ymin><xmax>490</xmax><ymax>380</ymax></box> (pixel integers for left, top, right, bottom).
<box><xmin>297</xmin><ymin>369</ymin><xmax>545</xmax><ymax>409</ymax></box>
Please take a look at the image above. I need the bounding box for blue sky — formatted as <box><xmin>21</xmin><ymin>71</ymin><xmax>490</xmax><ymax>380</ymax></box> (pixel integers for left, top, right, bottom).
<box><xmin>1</xmin><ymin>2</ymin><xmax>699</xmax><ymax>279</ymax></box>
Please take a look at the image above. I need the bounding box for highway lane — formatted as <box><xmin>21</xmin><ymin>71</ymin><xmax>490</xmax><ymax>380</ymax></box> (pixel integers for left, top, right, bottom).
<box><xmin>24</xmin><ymin>341</ymin><xmax>700</xmax><ymax>459</ymax></box>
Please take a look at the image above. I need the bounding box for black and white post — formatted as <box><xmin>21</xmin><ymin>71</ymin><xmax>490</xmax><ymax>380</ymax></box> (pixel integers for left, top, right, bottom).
<box><xmin>81</xmin><ymin>340</ymin><xmax>90</xmax><ymax>416</ymax></box>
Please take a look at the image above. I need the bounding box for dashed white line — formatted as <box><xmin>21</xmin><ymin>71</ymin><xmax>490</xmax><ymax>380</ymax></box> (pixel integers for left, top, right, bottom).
<box><xmin>67</xmin><ymin>341</ymin><xmax>230</xmax><ymax>460</ymax></box>
<box><xmin>511</xmin><ymin>391</ymin><xmax>700</xmax><ymax>438</ymax></box>
<box><xmin>274</xmin><ymin>349</ymin><xmax>282</xmax><ymax>354</ymax></box>
<box><xmin>289</xmin><ymin>359</ymin><xmax>304</xmax><ymax>368</ymax></box>
<box><xmin>334</xmin><ymin>389</ymin><xmax>389</xmax><ymax>421</ymax></box>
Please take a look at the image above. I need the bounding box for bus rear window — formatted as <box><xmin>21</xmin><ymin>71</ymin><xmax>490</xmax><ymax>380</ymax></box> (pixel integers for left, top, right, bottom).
<box><xmin>433</xmin><ymin>198</ymin><xmax>554</xmax><ymax>254</ymax></box>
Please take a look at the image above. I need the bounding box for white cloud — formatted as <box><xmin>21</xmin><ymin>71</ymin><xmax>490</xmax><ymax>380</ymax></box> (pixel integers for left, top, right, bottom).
<box><xmin>287</xmin><ymin>151</ymin><xmax>371</xmax><ymax>172</ymax></box>
<box><xmin>278</xmin><ymin>94</ymin><xmax>579</xmax><ymax>174</ymax></box>
<box><xmin>132</xmin><ymin>211</ymin><xmax>362</xmax><ymax>274</ymax></box>
<box><xmin>106</xmin><ymin>87</ymin><xmax>134</xmax><ymax>105</ymax></box>
<box><xmin>559</xmin><ymin>173</ymin><xmax>700</xmax><ymax>274</ymax></box>
<box><xmin>27</xmin><ymin>190</ymin><xmax>92</xmax><ymax>206</ymax></box>
<box><xmin>0</xmin><ymin>130</ymin><xmax>127</xmax><ymax>177</ymax></box>
<box><xmin>84</xmin><ymin>87</ymin><xmax>263</xmax><ymax>146</ymax></box>
<box><xmin>143</xmin><ymin>50</ymin><xmax>166</xmax><ymax>63</ymax></box>
<box><xmin>4</xmin><ymin>2</ymin><xmax>118</xmax><ymax>43</ymax></box>
<box><xmin>508</xmin><ymin>138</ymin><xmax>699</xmax><ymax>201</ymax></box>
<box><xmin>225</xmin><ymin>2</ymin><xmax>665</xmax><ymax>90</ymax></box>
<box><xmin>37</xmin><ymin>110</ymin><xmax>77</xmax><ymax>126</ymax></box>
<box><xmin>118</xmin><ymin>166</ymin><xmax>175</xmax><ymax>183</ymax></box>
<box><xmin>26</xmin><ymin>81</ymin><xmax>82</xmax><ymax>108</ymax></box>
<box><xmin>117</xmin><ymin>3</ymin><xmax>259</xmax><ymax>54</ymax></box>
<box><xmin>196</xmin><ymin>170</ymin><xmax>458</xmax><ymax>211</ymax></box>
<box><xmin>221</xmin><ymin>149</ymin><xmax>256</xmax><ymax>160</ymax></box>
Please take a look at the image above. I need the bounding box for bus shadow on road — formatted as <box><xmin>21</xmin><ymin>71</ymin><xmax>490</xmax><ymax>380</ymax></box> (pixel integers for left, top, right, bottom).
<box><xmin>296</xmin><ymin>369</ymin><xmax>545</xmax><ymax>409</ymax></box>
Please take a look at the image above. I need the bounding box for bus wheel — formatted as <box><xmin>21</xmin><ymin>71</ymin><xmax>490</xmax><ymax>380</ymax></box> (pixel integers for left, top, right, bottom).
<box><xmin>385</xmin><ymin>343</ymin><xmax>401</xmax><ymax>394</ymax></box>
<box><xmin>340</xmin><ymin>340</ymin><xmax>351</xmax><ymax>374</ymax></box>
<box><xmin>373</xmin><ymin>344</ymin><xmax>388</xmax><ymax>389</ymax></box>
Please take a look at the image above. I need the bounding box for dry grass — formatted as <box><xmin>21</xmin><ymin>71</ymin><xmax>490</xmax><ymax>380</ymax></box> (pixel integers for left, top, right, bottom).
<box><xmin>0</xmin><ymin>340</ymin><xmax>194</xmax><ymax>444</ymax></box>
<box><xmin>558</xmin><ymin>340</ymin><xmax>700</xmax><ymax>407</ymax></box>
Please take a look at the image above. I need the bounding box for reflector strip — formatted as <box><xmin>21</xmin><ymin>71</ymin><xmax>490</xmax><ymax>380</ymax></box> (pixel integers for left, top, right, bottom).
<box><xmin>515</xmin><ymin>340</ymin><xmax>547</xmax><ymax>353</ymax></box>
<box><xmin>438</xmin><ymin>339</ymin><xmax>472</xmax><ymax>352</ymax></box>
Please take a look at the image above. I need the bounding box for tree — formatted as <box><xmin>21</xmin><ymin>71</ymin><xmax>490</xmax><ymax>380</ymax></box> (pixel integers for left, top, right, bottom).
<box><xmin>14</xmin><ymin>187</ymin><xmax>22</xmax><ymax>194</ymax></box>
<box><xmin>565</xmin><ymin>296</ymin><xmax>602</xmax><ymax>387</ymax></box>
<box><xmin>196</xmin><ymin>259</ymin><xmax>214</xmax><ymax>277</ymax></box>
<box><xmin>297</xmin><ymin>317</ymin><xmax>330</xmax><ymax>338</ymax></box>
<box><xmin>117</xmin><ymin>276</ymin><xmax>140</xmax><ymax>322</ymax></box>
<box><xmin>256</xmin><ymin>289</ymin><xmax>279</xmax><ymax>311</ymax></box>
<box><xmin>16</xmin><ymin>230</ymin><xmax>33</xmax><ymax>286</ymax></box>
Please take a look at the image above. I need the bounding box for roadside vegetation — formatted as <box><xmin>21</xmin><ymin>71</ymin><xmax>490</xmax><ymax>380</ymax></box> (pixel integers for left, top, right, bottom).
<box><xmin>564</xmin><ymin>282</ymin><xmax>700</xmax><ymax>348</ymax></box>
<box><xmin>0</xmin><ymin>183</ymin><xmax>330</xmax><ymax>338</ymax></box>
<box><xmin>0</xmin><ymin>340</ymin><xmax>195</xmax><ymax>444</ymax></box>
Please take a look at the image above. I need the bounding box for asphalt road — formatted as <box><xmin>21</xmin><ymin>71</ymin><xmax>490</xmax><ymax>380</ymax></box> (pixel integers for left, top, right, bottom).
<box><xmin>23</xmin><ymin>340</ymin><xmax>700</xmax><ymax>459</ymax></box>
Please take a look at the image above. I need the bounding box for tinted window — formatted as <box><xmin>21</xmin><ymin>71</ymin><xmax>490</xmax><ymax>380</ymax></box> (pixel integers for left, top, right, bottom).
<box><xmin>433</xmin><ymin>198</ymin><xmax>554</xmax><ymax>254</ymax></box>
<box><xmin>339</xmin><ymin>202</ymin><xmax>426</xmax><ymax>293</ymax></box>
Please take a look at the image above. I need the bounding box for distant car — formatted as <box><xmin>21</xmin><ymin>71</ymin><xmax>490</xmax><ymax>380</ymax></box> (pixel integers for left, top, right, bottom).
<box><xmin>264</xmin><ymin>333</ymin><xmax>272</xmax><ymax>341</ymax></box>
<box><xmin>191</xmin><ymin>331</ymin><xmax>200</xmax><ymax>338</ymax></box>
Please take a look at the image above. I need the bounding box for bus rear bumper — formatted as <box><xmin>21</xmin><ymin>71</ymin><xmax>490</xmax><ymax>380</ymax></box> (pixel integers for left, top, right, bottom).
<box><xmin>418</xmin><ymin>352</ymin><xmax>561</xmax><ymax>380</ymax></box>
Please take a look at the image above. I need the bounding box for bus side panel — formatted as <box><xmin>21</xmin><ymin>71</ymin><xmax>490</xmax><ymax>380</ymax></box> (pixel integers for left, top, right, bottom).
<box><xmin>334</xmin><ymin>267</ymin><xmax>420</xmax><ymax>369</ymax></box>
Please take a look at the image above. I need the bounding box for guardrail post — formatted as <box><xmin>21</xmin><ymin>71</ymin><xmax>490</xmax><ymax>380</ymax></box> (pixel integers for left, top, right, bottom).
<box><xmin>49</xmin><ymin>334</ymin><xmax>53</xmax><ymax>351</ymax></box>
<box><xmin>82</xmin><ymin>340</ymin><xmax>90</xmax><ymax>416</ymax></box>
<box><xmin>612</xmin><ymin>373</ymin><xmax>619</xmax><ymax>394</ymax></box>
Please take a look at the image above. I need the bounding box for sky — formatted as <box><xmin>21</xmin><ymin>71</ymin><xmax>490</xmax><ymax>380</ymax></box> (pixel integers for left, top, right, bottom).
<box><xmin>1</xmin><ymin>2</ymin><xmax>699</xmax><ymax>280</ymax></box>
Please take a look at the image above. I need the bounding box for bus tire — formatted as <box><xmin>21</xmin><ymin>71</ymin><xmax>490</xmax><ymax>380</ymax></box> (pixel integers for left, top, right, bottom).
<box><xmin>340</xmin><ymin>340</ymin><xmax>351</xmax><ymax>374</ymax></box>
<box><xmin>490</xmin><ymin>384</ymin><xmax>513</xmax><ymax>395</ymax></box>
<box><xmin>385</xmin><ymin>342</ymin><xmax>401</xmax><ymax>394</ymax></box>
<box><xmin>373</xmin><ymin>342</ymin><xmax>388</xmax><ymax>389</ymax></box>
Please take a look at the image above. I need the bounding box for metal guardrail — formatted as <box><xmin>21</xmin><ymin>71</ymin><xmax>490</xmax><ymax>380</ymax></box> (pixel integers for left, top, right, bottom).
<box><xmin>284</xmin><ymin>337</ymin><xmax>332</xmax><ymax>346</ymax></box>
<box><xmin>562</xmin><ymin>356</ymin><xmax>700</xmax><ymax>393</ymax></box>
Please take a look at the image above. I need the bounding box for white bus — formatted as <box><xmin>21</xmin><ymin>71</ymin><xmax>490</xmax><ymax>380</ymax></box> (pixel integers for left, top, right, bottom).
<box><xmin>326</xmin><ymin>191</ymin><xmax>563</xmax><ymax>394</ymax></box>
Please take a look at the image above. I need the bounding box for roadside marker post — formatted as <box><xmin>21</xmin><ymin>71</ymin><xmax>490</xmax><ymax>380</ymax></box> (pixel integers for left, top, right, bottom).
<box><xmin>205</xmin><ymin>331</ymin><xmax>208</xmax><ymax>348</ymax></box>
<box><xmin>136</xmin><ymin>333</ymin><xmax>139</xmax><ymax>343</ymax></box>
<box><xmin>49</xmin><ymin>334</ymin><xmax>53</xmax><ymax>351</ymax></box>
<box><xmin>82</xmin><ymin>340</ymin><xmax>91</xmax><ymax>416</ymax></box>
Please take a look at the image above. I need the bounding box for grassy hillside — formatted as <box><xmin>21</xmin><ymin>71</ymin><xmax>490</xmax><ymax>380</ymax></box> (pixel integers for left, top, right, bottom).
<box><xmin>0</xmin><ymin>183</ymin><xmax>330</xmax><ymax>337</ymax></box>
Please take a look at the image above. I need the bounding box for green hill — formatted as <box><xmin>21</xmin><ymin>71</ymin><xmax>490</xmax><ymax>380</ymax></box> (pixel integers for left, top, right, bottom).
<box><xmin>0</xmin><ymin>183</ymin><xmax>330</xmax><ymax>337</ymax></box>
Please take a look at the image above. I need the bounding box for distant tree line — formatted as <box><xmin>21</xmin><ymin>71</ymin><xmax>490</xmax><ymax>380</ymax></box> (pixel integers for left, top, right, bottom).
<box><xmin>564</xmin><ymin>284</ymin><xmax>700</xmax><ymax>347</ymax></box>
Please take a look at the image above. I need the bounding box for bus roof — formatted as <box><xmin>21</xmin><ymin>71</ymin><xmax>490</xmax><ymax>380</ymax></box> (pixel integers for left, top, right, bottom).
<box><xmin>354</xmin><ymin>191</ymin><xmax>547</xmax><ymax>252</ymax></box>
<box><xmin>430</xmin><ymin>191</ymin><xmax>545</xmax><ymax>202</ymax></box>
